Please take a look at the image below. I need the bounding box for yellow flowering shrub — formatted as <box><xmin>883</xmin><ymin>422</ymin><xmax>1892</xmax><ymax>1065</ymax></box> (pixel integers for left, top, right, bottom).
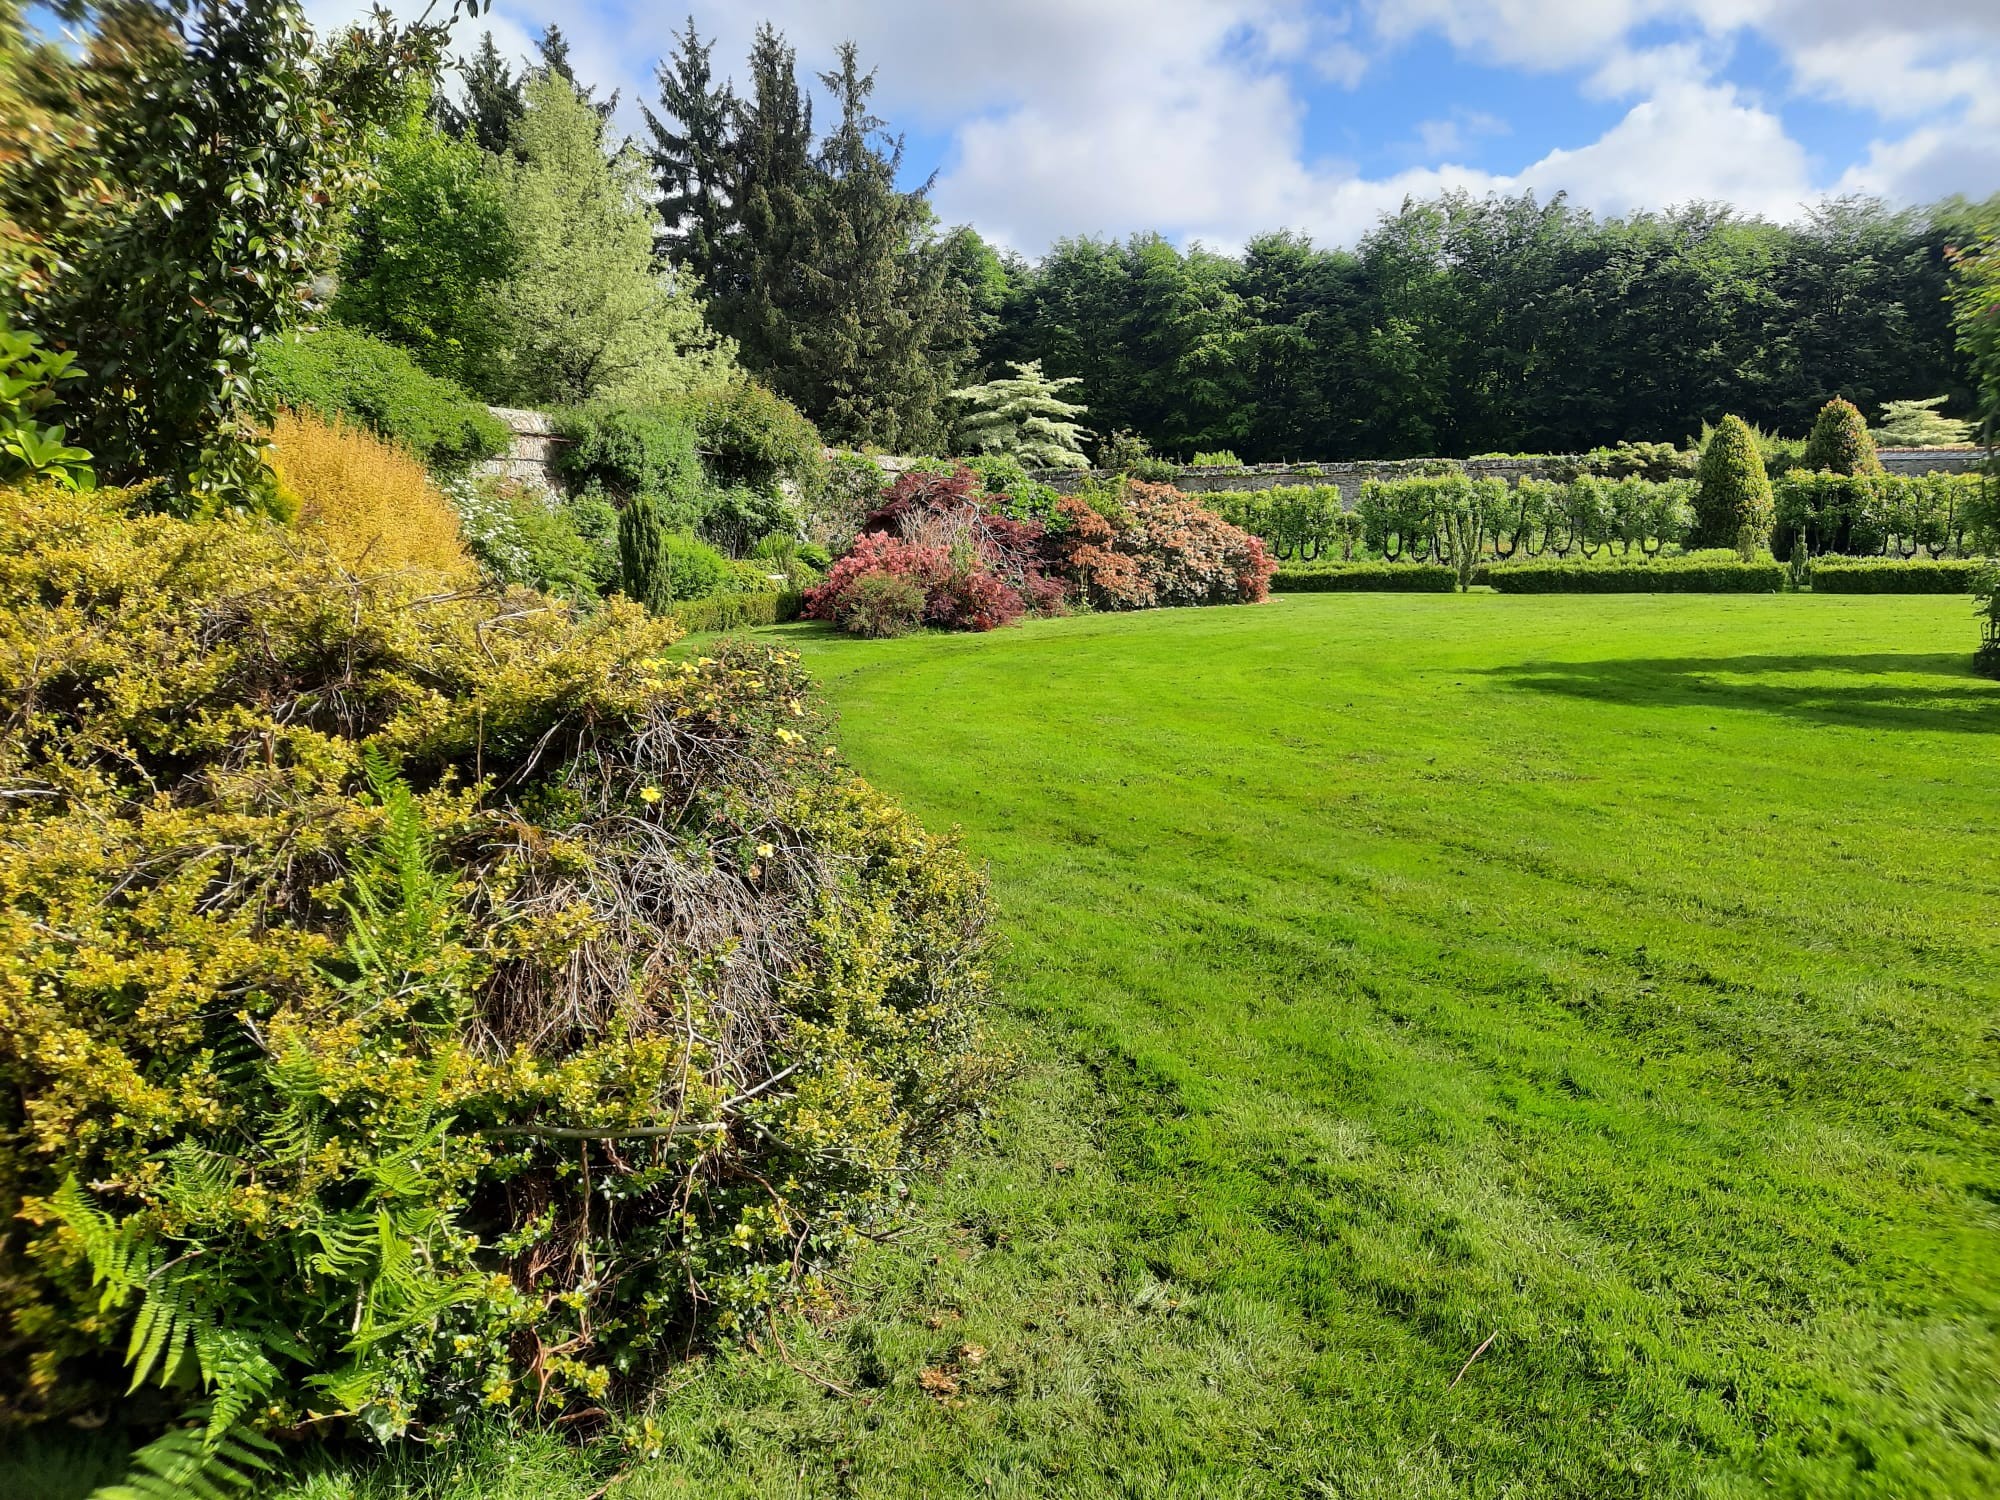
<box><xmin>0</xmin><ymin>484</ymin><xmax>996</xmax><ymax>1452</ymax></box>
<box><xmin>268</xmin><ymin>406</ymin><xmax>474</xmax><ymax>577</ymax></box>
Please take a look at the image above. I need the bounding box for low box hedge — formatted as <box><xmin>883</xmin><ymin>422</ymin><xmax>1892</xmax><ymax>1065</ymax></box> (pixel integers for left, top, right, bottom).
<box><xmin>1808</xmin><ymin>558</ymin><xmax>1985</xmax><ymax>593</ymax></box>
<box><xmin>667</xmin><ymin>589</ymin><xmax>803</xmax><ymax>632</ymax></box>
<box><xmin>1483</xmin><ymin>556</ymin><xmax>1784</xmax><ymax>593</ymax></box>
<box><xmin>1273</xmin><ymin>563</ymin><xmax>1456</xmax><ymax>592</ymax></box>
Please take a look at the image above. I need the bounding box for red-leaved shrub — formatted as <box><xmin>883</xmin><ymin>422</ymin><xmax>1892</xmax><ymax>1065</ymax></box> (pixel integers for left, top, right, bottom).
<box><xmin>804</xmin><ymin>529</ymin><xmax>1024</xmax><ymax>634</ymax></box>
<box><xmin>1052</xmin><ymin>485</ymin><xmax>1274</xmax><ymax>609</ymax></box>
<box><xmin>1053</xmin><ymin>496</ymin><xmax>1148</xmax><ymax>609</ymax></box>
<box><xmin>1121</xmin><ymin>481</ymin><xmax>1277</xmax><ymax>605</ymax></box>
<box><xmin>814</xmin><ymin>469</ymin><xmax>1269</xmax><ymax>636</ymax></box>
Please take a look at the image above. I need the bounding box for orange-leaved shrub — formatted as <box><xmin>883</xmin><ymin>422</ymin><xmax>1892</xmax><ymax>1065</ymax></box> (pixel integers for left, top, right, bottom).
<box><xmin>269</xmin><ymin>406</ymin><xmax>472</xmax><ymax>576</ymax></box>
<box><xmin>1054</xmin><ymin>482</ymin><xmax>1274</xmax><ymax>609</ymax></box>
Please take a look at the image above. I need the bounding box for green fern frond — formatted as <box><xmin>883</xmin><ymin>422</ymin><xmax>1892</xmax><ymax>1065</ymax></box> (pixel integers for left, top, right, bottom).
<box><xmin>193</xmin><ymin>1325</ymin><xmax>280</xmax><ymax>1440</ymax></box>
<box><xmin>125</xmin><ymin>1267</ymin><xmax>200</xmax><ymax>1392</ymax></box>
<box><xmin>89</xmin><ymin>1418</ymin><xmax>277</xmax><ymax>1500</ymax></box>
<box><xmin>50</xmin><ymin>1177</ymin><xmax>159</xmax><ymax>1315</ymax></box>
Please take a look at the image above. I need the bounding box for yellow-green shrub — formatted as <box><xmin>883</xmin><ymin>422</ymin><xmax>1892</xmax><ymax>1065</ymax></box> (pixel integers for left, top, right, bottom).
<box><xmin>269</xmin><ymin>407</ymin><xmax>473</xmax><ymax>576</ymax></box>
<box><xmin>0</xmin><ymin>484</ymin><xmax>996</xmax><ymax>1459</ymax></box>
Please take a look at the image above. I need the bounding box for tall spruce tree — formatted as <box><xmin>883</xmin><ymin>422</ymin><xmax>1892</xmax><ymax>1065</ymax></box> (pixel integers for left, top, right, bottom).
<box><xmin>534</xmin><ymin>24</ymin><xmax>618</xmax><ymax>127</ymax></box>
<box><xmin>710</xmin><ymin>24</ymin><xmax>814</xmax><ymax>381</ymax></box>
<box><xmin>436</xmin><ymin>31</ymin><xmax>522</xmax><ymax>157</ymax></box>
<box><xmin>643</xmin><ymin>18</ymin><xmax>735</xmax><ymax>273</ymax></box>
<box><xmin>644</xmin><ymin>26</ymin><xmax>982</xmax><ymax>450</ymax></box>
<box><xmin>795</xmin><ymin>42</ymin><xmax>979</xmax><ymax>449</ymax></box>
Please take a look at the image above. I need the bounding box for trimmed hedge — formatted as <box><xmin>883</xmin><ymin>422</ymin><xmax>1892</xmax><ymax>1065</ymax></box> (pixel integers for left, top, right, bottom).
<box><xmin>668</xmin><ymin>589</ymin><xmax>804</xmax><ymax>632</ymax></box>
<box><xmin>1273</xmin><ymin>563</ymin><xmax>1456</xmax><ymax>592</ymax></box>
<box><xmin>1809</xmin><ymin>558</ymin><xmax>1986</xmax><ymax>593</ymax></box>
<box><xmin>1484</xmin><ymin>556</ymin><xmax>1784</xmax><ymax>593</ymax></box>
<box><xmin>259</xmin><ymin>325</ymin><xmax>509</xmax><ymax>470</ymax></box>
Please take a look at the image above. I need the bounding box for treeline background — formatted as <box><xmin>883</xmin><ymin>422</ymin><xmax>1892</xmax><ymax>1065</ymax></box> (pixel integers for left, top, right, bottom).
<box><xmin>979</xmin><ymin>196</ymin><xmax>1983</xmax><ymax>463</ymax></box>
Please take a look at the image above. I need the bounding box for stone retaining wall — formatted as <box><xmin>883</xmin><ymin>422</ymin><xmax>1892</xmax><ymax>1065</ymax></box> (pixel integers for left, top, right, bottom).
<box><xmin>473</xmin><ymin>406</ymin><xmax>568</xmax><ymax>496</ymax></box>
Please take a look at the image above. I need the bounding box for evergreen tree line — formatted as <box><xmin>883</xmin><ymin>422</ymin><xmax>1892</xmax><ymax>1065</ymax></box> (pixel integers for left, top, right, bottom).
<box><xmin>982</xmin><ymin>196</ymin><xmax>1989</xmax><ymax>463</ymax></box>
<box><xmin>442</xmin><ymin>21</ymin><xmax>1990</xmax><ymax>466</ymax></box>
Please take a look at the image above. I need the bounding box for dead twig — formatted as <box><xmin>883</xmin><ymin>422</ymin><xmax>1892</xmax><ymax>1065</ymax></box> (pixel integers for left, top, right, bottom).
<box><xmin>1450</xmin><ymin>1330</ymin><xmax>1499</xmax><ymax>1389</ymax></box>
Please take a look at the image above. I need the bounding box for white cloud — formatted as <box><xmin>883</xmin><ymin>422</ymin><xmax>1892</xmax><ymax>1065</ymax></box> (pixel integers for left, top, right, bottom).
<box><xmin>305</xmin><ymin>0</ymin><xmax>2000</xmax><ymax>253</ymax></box>
<box><xmin>1411</xmin><ymin>109</ymin><xmax>1511</xmax><ymax>159</ymax></box>
<box><xmin>1515</xmin><ymin>79</ymin><xmax>1812</xmax><ymax>220</ymax></box>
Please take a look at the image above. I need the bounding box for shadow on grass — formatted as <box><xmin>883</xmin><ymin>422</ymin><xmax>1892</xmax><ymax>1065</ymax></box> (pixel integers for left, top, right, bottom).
<box><xmin>1487</xmin><ymin>652</ymin><xmax>2000</xmax><ymax>734</ymax></box>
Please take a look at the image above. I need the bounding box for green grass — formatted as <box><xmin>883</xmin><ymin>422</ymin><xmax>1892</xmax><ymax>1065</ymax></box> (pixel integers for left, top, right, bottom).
<box><xmin>15</xmin><ymin>593</ymin><xmax>1997</xmax><ymax>1499</ymax></box>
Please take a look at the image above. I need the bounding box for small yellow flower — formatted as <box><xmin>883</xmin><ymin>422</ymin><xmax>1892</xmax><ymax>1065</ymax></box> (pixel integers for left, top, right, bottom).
<box><xmin>756</xmin><ymin>842</ymin><xmax>775</xmax><ymax>858</ymax></box>
<box><xmin>638</xmin><ymin>786</ymin><xmax>663</xmax><ymax>804</ymax></box>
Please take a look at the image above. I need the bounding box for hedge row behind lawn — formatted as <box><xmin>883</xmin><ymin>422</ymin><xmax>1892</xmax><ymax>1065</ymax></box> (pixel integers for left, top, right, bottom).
<box><xmin>1273</xmin><ymin>563</ymin><xmax>1457</xmax><ymax>592</ymax></box>
<box><xmin>667</xmin><ymin>589</ymin><xmax>804</xmax><ymax>633</ymax></box>
<box><xmin>1483</xmin><ymin>556</ymin><xmax>1784</xmax><ymax>593</ymax></box>
<box><xmin>1809</xmin><ymin>558</ymin><xmax>1986</xmax><ymax>593</ymax></box>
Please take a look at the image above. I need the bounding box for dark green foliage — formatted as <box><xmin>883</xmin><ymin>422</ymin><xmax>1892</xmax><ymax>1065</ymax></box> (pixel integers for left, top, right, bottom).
<box><xmin>696</xmin><ymin>484</ymin><xmax>798</xmax><ymax>559</ymax></box>
<box><xmin>1807</xmin><ymin>558</ymin><xmax>1986</xmax><ymax>592</ymax></box>
<box><xmin>1484</xmin><ymin>554</ymin><xmax>1784</xmax><ymax>592</ymax></box>
<box><xmin>1800</xmin><ymin>397</ymin><xmax>1882</xmax><ymax>475</ymax></box>
<box><xmin>435</xmin><ymin>31</ymin><xmax>523</xmax><ymax>156</ymax></box>
<box><xmin>557</xmin><ymin>403</ymin><xmax>704</xmax><ymax>502</ymax></box>
<box><xmin>990</xmin><ymin>194</ymin><xmax>1978</xmax><ymax>463</ymax></box>
<box><xmin>1693</xmin><ymin>416</ymin><xmax>1775</xmax><ymax>554</ymax></box>
<box><xmin>1271</xmin><ymin>563</ymin><xmax>1455</xmax><ymax>592</ymax></box>
<box><xmin>1976</xmin><ymin>565</ymin><xmax>2000</xmax><ymax>676</ymax></box>
<box><xmin>531</xmin><ymin>23</ymin><xmax>616</xmax><ymax>124</ymax></box>
<box><xmin>651</xmin><ymin>27</ymin><xmax>985</xmax><ymax>450</ymax></box>
<box><xmin>618</xmin><ymin>488</ymin><xmax>671</xmax><ymax>611</ymax></box>
<box><xmin>332</xmin><ymin>114</ymin><xmax>517</xmax><ymax>394</ymax></box>
<box><xmin>10</xmin><ymin>1</ymin><xmax>476</xmax><ymax>510</ymax></box>
<box><xmin>1949</xmin><ymin>205</ymin><xmax>2000</xmax><ymax>451</ymax></box>
<box><xmin>619</xmin><ymin>494</ymin><xmax>728</xmax><ymax>612</ymax></box>
<box><xmin>684</xmin><ymin>380</ymin><xmax>823</xmax><ymax>494</ymax></box>
<box><xmin>644</xmin><ymin>19</ymin><xmax>735</xmax><ymax>271</ymax></box>
<box><xmin>258</xmin><ymin>326</ymin><xmax>507</xmax><ymax>470</ymax></box>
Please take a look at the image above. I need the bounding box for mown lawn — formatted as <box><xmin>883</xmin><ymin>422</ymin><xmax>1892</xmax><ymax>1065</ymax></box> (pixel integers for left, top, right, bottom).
<box><xmin>19</xmin><ymin>592</ymin><xmax>2000</xmax><ymax>1499</ymax></box>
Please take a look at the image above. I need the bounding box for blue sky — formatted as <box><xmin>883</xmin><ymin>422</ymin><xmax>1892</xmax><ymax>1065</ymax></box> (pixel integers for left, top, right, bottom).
<box><xmin>309</xmin><ymin>1</ymin><xmax>2000</xmax><ymax>254</ymax></box>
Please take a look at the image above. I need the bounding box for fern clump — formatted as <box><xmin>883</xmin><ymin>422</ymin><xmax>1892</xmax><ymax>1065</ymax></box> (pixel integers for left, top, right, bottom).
<box><xmin>0</xmin><ymin>484</ymin><xmax>996</xmax><ymax>1463</ymax></box>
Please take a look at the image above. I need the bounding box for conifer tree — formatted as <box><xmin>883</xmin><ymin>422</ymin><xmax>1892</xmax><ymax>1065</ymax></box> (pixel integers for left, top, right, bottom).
<box><xmin>618</xmin><ymin>487</ymin><xmax>670</xmax><ymax>612</ymax></box>
<box><xmin>643</xmin><ymin>18</ymin><xmax>735</xmax><ymax>273</ymax></box>
<box><xmin>489</xmin><ymin>73</ymin><xmax>732</xmax><ymax>406</ymax></box>
<box><xmin>436</xmin><ymin>32</ymin><xmax>522</xmax><ymax>157</ymax></box>
<box><xmin>1694</xmin><ymin>414</ymin><xmax>1775</xmax><ymax>557</ymax></box>
<box><xmin>1801</xmin><ymin>395</ymin><xmax>1882</xmax><ymax>474</ymax></box>
<box><xmin>1870</xmin><ymin>396</ymin><xmax>1972</xmax><ymax>447</ymax></box>
<box><xmin>534</xmin><ymin>24</ymin><xmax>617</xmax><ymax>127</ymax></box>
<box><xmin>953</xmin><ymin>360</ymin><xmax>1092</xmax><ymax>466</ymax></box>
<box><xmin>646</xmin><ymin>26</ymin><xmax>983</xmax><ymax>451</ymax></box>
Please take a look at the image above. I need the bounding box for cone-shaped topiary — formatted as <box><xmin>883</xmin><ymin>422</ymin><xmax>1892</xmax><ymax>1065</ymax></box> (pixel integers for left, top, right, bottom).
<box><xmin>1801</xmin><ymin>397</ymin><xmax>1882</xmax><ymax>475</ymax></box>
<box><xmin>1694</xmin><ymin>414</ymin><xmax>1775</xmax><ymax>557</ymax></box>
<box><xmin>619</xmin><ymin>489</ymin><xmax>671</xmax><ymax>612</ymax></box>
